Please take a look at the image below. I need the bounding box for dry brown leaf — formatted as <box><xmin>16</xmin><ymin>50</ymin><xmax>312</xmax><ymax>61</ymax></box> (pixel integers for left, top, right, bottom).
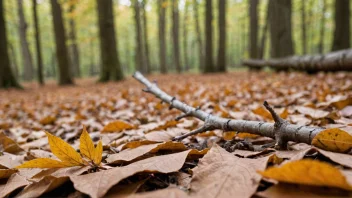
<box><xmin>71</xmin><ymin>150</ymin><xmax>202</xmax><ymax>198</ymax></box>
<box><xmin>39</xmin><ymin>116</ymin><xmax>56</xmax><ymax>125</ymax></box>
<box><xmin>105</xmin><ymin>179</ymin><xmax>147</xmax><ymax>198</ymax></box>
<box><xmin>0</xmin><ymin>153</ymin><xmax>25</xmax><ymax>168</ymax></box>
<box><xmin>0</xmin><ymin>169</ymin><xmax>17</xmax><ymax>179</ymax></box>
<box><xmin>190</xmin><ymin>144</ymin><xmax>270</xmax><ymax>198</ymax></box>
<box><xmin>259</xmin><ymin>159</ymin><xmax>352</xmax><ymax>191</ymax></box>
<box><xmin>101</xmin><ymin>120</ymin><xmax>135</xmax><ymax>133</ymax></box>
<box><xmin>295</xmin><ymin>106</ymin><xmax>330</xmax><ymax>119</ymax></box>
<box><xmin>128</xmin><ymin>188</ymin><xmax>188</xmax><ymax>198</ymax></box>
<box><xmin>0</xmin><ymin>132</ymin><xmax>23</xmax><ymax>154</ymax></box>
<box><xmin>312</xmin><ymin>128</ymin><xmax>352</xmax><ymax>153</ymax></box>
<box><xmin>0</xmin><ymin>173</ymin><xmax>29</xmax><ymax>197</ymax></box>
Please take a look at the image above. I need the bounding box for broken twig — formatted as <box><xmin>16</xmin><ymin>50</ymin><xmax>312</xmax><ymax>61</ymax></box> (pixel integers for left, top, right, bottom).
<box><xmin>133</xmin><ymin>71</ymin><xmax>324</xmax><ymax>149</ymax></box>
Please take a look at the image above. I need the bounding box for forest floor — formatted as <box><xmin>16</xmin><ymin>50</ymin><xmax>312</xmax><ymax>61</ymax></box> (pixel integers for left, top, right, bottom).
<box><xmin>1</xmin><ymin>71</ymin><xmax>352</xmax><ymax>197</ymax></box>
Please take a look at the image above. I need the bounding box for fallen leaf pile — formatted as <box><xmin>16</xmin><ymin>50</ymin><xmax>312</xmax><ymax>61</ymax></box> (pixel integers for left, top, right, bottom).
<box><xmin>0</xmin><ymin>71</ymin><xmax>352</xmax><ymax>197</ymax></box>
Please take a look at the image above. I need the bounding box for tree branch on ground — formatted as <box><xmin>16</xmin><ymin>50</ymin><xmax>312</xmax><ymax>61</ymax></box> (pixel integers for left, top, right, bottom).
<box><xmin>133</xmin><ymin>71</ymin><xmax>324</xmax><ymax>149</ymax></box>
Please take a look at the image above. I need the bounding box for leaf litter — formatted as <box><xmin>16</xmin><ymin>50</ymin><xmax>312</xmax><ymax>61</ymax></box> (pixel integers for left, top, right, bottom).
<box><xmin>0</xmin><ymin>72</ymin><xmax>352</xmax><ymax>197</ymax></box>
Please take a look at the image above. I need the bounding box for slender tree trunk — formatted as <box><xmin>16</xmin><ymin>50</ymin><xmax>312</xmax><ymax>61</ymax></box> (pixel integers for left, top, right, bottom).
<box><xmin>249</xmin><ymin>0</ymin><xmax>258</xmax><ymax>59</ymax></box>
<box><xmin>268</xmin><ymin>0</ymin><xmax>294</xmax><ymax>58</ymax></box>
<box><xmin>183</xmin><ymin>1</ymin><xmax>189</xmax><ymax>71</ymax></box>
<box><xmin>50</xmin><ymin>0</ymin><xmax>73</xmax><ymax>85</ymax></box>
<box><xmin>331</xmin><ymin>0</ymin><xmax>350</xmax><ymax>51</ymax></box>
<box><xmin>8</xmin><ymin>43</ymin><xmax>19</xmax><ymax>79</ymax></box>
<box><xmin>172</xmin><ymin>0</ymin><xmax>181</xmax><ymax>73</ymax></box>
<box><xmin>133</xmin><ymin>0</ymin><xmax>145</xmax><ymax>73</ymax></box>
<box><xmin>89</xmin><ymin>41</ymin><xmax>95</xmax><ymax>76</ymax></box>
<box><xmin>17</xmin><ymin>0</ymin><xmax>34</xmax><ymax>81</ymax></box>
<box><xmin>217</xmin><ymin>0</ymin><xmax>226</xmax><ymax>72</ymax></box>
<box><xmin>204</xmin><ymin>0</ymin><xmax>214</xmax><ymax>73</ymax></box>
<box><xmin>51</xmin><ymin>51</ymin><xmax>56</xmax><ymax>78</ymax></box>
<box><xmin>158</xmin><ymin>0</ymin><xmax>167</xmax><ymax>74</ymax></box>
<box><xmin>32</xmin><ymin>0</ymin><xmax>44</xmax><ymax>85</ymax></box>
<box><xmin>142</xmin><ymin>0</ymin><xmax>150</xmax><ymax>74</ymax></box>
<box><xmin>318</xmin><ymin>0</ymin><xmax>326</xmax><ymax>53</ymax></box>
<box><xmin>193</xmin><ymin>0</ymin><xmax>204</xmax><ymax>72</ymax></box>
<box><xmin>68</xmin><ymin>2</ymin><xmax>81</xmax><ymax>78</ymax></box>
<box><xmin>96</xmin><ymin>0</ymin><xmax>123</xmax><ymax>81</ymax></box>
<box><xmin>258</xmin><ymin>2</ymin><xmax>269</xmax><ymax>59</ymax></box>
<box><xmin>0</xmin><ymin>0</ymin><xmax>20</xmax><ymax>88</ymax></box>
<box><xmin>301</xmin><ymin>0</ymin><xmax>307</xmax><ymax>54</ymax></box>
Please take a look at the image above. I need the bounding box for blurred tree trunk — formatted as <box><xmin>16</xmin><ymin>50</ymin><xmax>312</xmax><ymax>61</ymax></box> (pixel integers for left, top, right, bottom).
<box><xmin>172</xmin><ymin>0</ymin><xmax>181</xmax><ymax>73</ymax></box>
<box><xmin>142</xmin><ymin>0</ymin><xmax>150</xmax><ymax>73</ymax></box>
<box><xmin>331</xmin><ymin>0</ymin><xmax>350</xmax><ymax>51</ymax></box>
<box><xmin>96</xmin><ymin>0</ymin><xmax>123</xmax><ymax>81</ymax></box>
<box><xmin>51</xmin><ymin>51</ymin><xmax>56</xmax><ymax>78</ymax></box>
<box><xmin>217</xmin><ymin>0</ymin><xmax>226</xmax><ymax>72</ymax></box>
<box><xmin>133</xmin><ymin>0</ymin><xmax>145</xmax><ymax>73</ymax></box>
<box><xmin>0</xmin><ymin>0</ymin><xmax>21</xmax><ymax>88</ymax></box>
<box><xmin>89</xmin><ymin>41</ymin><xmax>95</xmax><ymax>76</ymax></box>
<box><xmin>258</xmin><ymin>2</ymin><xmax>269</xmax><ymax>59</ymax></box>
<box><xmin>50</xmin><ymin>0</ymin><xmax>73</xmax><ymax>85</ymax></box>
<box><xmin>183</xmin><ymin>1</ymin><xmax>189</xmax><ymax>71</ymax></box>
<box><xmin>158</xmin><ymin>0</ymin><xmax>167</xmax><ymax>74</ymax></box>
<box><xmin>268</xmin><ymin>0</ymin><xmax>294</xmax><ymax>58</ymax></box>
<box><xmin>193</xmin><ymin>0</ymin><xmax>204</xmax><ymax>72</ymax></box>
<box><xmin>8</xmin><ymin>43</ymin><xmax>19</xmax><ymax>79</ymax></box>
<box><xmin>318</xmin><ymin>0</ymin><xmax>326</xmax><ymax>53</ymax></box>
<box><xmin>249</xmin><ymin>0</ymin><xmax>258</xmax><ymax>59</ymax></box>
<box><xmin>301</xmin><ymin>0</ymin><xmax>307</xmax><ymax>54</ymax></box>
<box><xmin>68</xmin><ymin>2</ymin><xmax>81</xmax><ymax>77</ymax></box>
<box><xmin>32</xmin><ymin>0</ymin><xmax>44</xmax><ymax>85</ymax></box>
<box><xmin>204</xmin><ymin>0</ymin><xmax>214</xmax><ymax>73</ymax></box>
<box><xmin>17</xmin><ymin>0</ymin><xmax>34</xmax><ymax>81</ymax></box>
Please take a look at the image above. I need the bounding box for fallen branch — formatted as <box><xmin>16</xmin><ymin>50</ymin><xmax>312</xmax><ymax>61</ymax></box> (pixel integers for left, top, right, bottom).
<box><xmin>133</xmin><ymin>71</ymin><xmax>324</xmax><ymax>149</ymax></box>
<box><xmin>243</xmin><ymin>49</ymin><xmax>352</xmax><ymax>72</ymax></box>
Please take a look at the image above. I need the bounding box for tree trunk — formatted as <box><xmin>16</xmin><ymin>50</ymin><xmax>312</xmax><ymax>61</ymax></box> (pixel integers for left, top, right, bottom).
<box><xmin>217</xmin><ymin>0</ymin><xmax>226</xmax><ymax>72</ymax></box>
<box><xmin>8</xmin><ymin>43</ymin><xmax>19</xmax><ymax>79</ymax></box>
<box><xmin>0</xmin><ymin>0</ymin><xmax>21</xmax><ymax>88</ymax></box>
<box><xmin>301</xmin><ymin>0</ymin><xmax>307</xmax><ymax>54</ymax></box>
<box><xmin>68</xmin><ymin>2</ymin><xmax>81</xmax><ymax>78</ymax></box>
<box><xmin>172</xmin><ymin>0</ymin><xmax>181</xmax><ymax>73</ymax></box>
<box><xmin>249</xmin><ymin>0</ymin><xmax>258</xmax><ymax>59</ymax></box>
<box><xmin>204</xmin><ymin>0</ymin><xmax>214</xmax><ymax>73</ymax></box>
<box><xmin>158</xmin><ymin>0</ymin><xmax>167</xmax><ymax>74</ymax></box>
<box><xmin>258</xmin><ymin>2</ymin><xmax>269</xmax><ymax>59</ymax></box>
<box><xmin>96</xmin><ymin>0</ymin><xmax>123</xmax><ymax>81</ymax></box>
<box><xmin>32</xmin><ymin>0</ymin><xmax>44</xmax><ymax>85</ymax></box>
<box><xmin>318</xmin><ymin>0</ymin><xmax>326</xmax><ymax>54</ymax></box>
<box><xmin>331</xmin><ymin>0</ymin><xmax>350</xmax><ymax>51</ymax></box>
<box><xmin>193</xmin><ymin>0</ymin><xmax>204</xmax><ymax>72</ymax></box>
<box><xmin>133</xmin><ymin>0</ymin><xmax>145</xmax><ymax>73</ymax></box>
<box><xmin>268</xmin><ymin>0</ymin><xmax>294</xmax><ymax>58</ymax></box>
<box><xmin>50</xmin><ymin>0</ymin><xmax>73</xmax><ymax>85</ymax></box>
<box><xmin>17</xmin><ymin>0</ymin><xmax>34</xmax><ymax>81</ymax></box>
<box><xmin>142</xmin><ymin>0</ymin><xmax>150</xmax><ymax>74</ymax></box>
<box><xmin>183</xmin><ymin>1</ymin><xmax>189</xmax><ymax>71</ymax></box>
<box><xmin>243</xmin><ymin>49</ymin><xmax>352</xmax><ymax>72</ymax></box>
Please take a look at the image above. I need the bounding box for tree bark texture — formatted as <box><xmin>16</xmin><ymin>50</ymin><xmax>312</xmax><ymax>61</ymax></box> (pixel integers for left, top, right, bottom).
<box><xmin>204</xmin><ymin>0</ymin><xmax>214</xmax><ymax>73</ymax></box>
<box><xmin>158</xmin><ymin>0</ymin><xmax>167</xmax><ymax>74</ymax></box>
<box><xmin>133</xmin><ymin>0</ymin><xmax>145</xmax><ymax>74</ymax></box>
<box><xmin>258</xmin><ymin>1</ymin><xmax>269</xmax><ymax>59</ymax></box>
<box><xmin>243</xmin><ymin>49</ymin><xmax>352</xmax><ymax>72</ymax></box>
<box><xmin>249</xmin><ymin>0</ymin><xmax>258</xmax><ymax>59</ymax></box>
<box><xmin>32</xmin><ymin>0</ymin><xmax>44</xmax><ymax>85</ymax></box>
<box><xmin>172</xmin><ymin>0</ymin><xmax>181</xmax><ymax>73</ymax></box>
<box><xmin>0</xmin><ymin>0</ymin><xmax>21</xmax><ymax>88</ymax></box>
<box><xmin>96</xmin><ymin>0</ymin><xmax>123</xmax><ymax>81</ymax></box>
<box><xmin>17</xmin><ymin>0</ymin><xmax>34</xmax><ymax>81</ymax></box>
<box><xmin>193</xmin><ymin>0</ymin><xmax>204</xmax><ymax>72</ymax></box>
<box><xmin>331</xmin><ymin>0</ymin><xmax>350</xmax><ymax>51</ymax></box>
<box><xmin>217</xmin><ymin>0</ymin><xmax>226</xmax><ymax>72</ymax></box>
<box><xmin>268</xmin><ymin>0</ymin><xmax>294</xmax><ymax>58</ymax></box>
<box><xmin>142</xmin><ymin>0</ymin><xmax>150</xmax><ymax>74</ymax></box>
<box><xmin>68</xmin><ymin>2</ymin><xmax>81</xmax><ymax>78</ymax></box>
<box><xmin>50</xmin><ymin>0</ymin><xmax>73</xmax><ymax>85</ymax></box>
<box><xmin>183</xmin><ymin>1</ymin><xmax>189</xmax><ymax>71</ymax></box>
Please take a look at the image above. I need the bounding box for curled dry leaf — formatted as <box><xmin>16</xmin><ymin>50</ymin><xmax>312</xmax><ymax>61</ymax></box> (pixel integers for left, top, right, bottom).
<box><xmin>0</xmin><ymin>169</ymin><xmax>18</xmax><ymax>179</ymax></box>
<box><xmin>80</xmin><ymin>126</ymin><xmax>103</xmax><ymax>165</ymax></box>
<box><xmin>101</xmin><ymin>120</ymin><xmax>135</xmax><ymax>133</ymax></box>
<box><xmin>0</xmin><ymin>173</ymin><xmax>29</xmax><ymax>197</ymax></box>
<box><xmin>0</xmin><ymin>132</ymin><xmax>24</xmax><ymax>154</ymax></box>
<box><xmin>312</xmin><ymin>128</ymin><xmax>352</xmax><ymax>153</ymax></box>
<box><xmin>258</xmin><ymin>159</ymin><xmax>352</xmax><ymax>191</ymax></box>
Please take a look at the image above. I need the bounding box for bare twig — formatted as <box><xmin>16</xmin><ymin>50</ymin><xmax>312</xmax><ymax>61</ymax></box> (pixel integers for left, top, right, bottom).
<box><xmin>133</xmin><ymin>71</ymin><xmax>324</xmax><ymax>149</ymax></box>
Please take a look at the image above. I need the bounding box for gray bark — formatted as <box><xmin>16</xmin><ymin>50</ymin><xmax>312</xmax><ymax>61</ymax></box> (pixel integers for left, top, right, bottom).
<box><xmin>331</xmin><ymin>0</ymin><xmax>350</xmax><ymax>51</ymax></box>
<box><xmin>217</xmin><ymin>0</ymin><xmax>226</xmax><ymax>72</ymax></box>
<box><xmin>249</xmin><ymin>0</ymin><xmax>258</xmax><ymax>59</ymax></box>
<box><xmin>158</xmin><ymin>0</ymin><xmax>167</xmax><ymax>74</ymax></box>
<box><xmin>172</xmin><ymin>0</ymin><xmax>181</xmax><ymax>73</ymax></box>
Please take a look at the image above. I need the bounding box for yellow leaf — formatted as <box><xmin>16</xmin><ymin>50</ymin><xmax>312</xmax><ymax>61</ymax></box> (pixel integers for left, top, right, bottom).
<box><xmin>45</xmin><ymin>132</ymin><xmax>83</xmax><ymax>166</ymax></box>
<box><xmin>16</xmin><ymin>158</ymin><xmax>69</xmax><ymax>169</ymax></box>
<box><xmin>258</xmin><ymin>159</ymin><xmax>352</xmax><ymax>191</ymax></box>
<box><xmin>0</xmin><ymin>169</ymin><xmax>17</xmax><ymax>179</ymax></box>
<box><xmin>0</xmin><ymin>132</ymin><xmax>24</xmax><ymax>154</ymax></box>
<box><xmin>312</xmin><ymin>128</ymin><xmax>352</xmax><ymax>153</ymax></box>
<box><xmin>39</xmin><ymin>116</ymin><xmax>56</xmax><ymax>125</ymax></box>
<box><xmin>101</xmin><ymin>120</ymin><xmax>135</xmax><ymax>133</ymax></box>
<box><xmin>80</xmin><ymin>127</ymin><xmax>95</xmax><ymax>160</ymax></box>
<box><xmin>94</xmin><ymin>140</ymin><xmax>103</xmax><ymax>165</ymax></box>
<box><xmin>252</xmin><ymin>106</ymin><xmax>273</xmax><ymax>120</ymax></box>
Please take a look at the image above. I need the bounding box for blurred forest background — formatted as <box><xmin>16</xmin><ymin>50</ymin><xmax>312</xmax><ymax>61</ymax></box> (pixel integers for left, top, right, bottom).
<box><xmin>0</xmin><ymin>0</ymin><xmax>351</xmax><ymax>87</ymax></box>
